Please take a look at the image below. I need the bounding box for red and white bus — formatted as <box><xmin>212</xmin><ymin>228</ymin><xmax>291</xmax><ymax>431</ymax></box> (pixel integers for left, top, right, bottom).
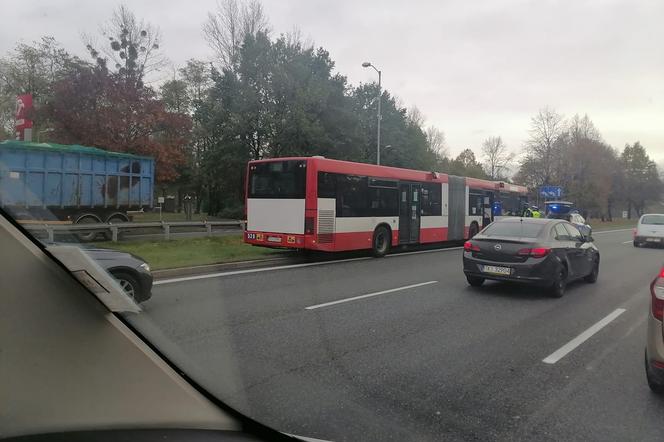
<box><xmin>244</xmin><ymin>157</ymin><xmax>528</xmax><ymax>256</ymax></box>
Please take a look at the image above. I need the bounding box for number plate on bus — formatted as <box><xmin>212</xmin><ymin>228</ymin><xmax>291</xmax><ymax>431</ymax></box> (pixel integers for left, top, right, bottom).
<box><xmin>482</xmin><ymin>265</ymin><xmax>511</xmax><ymax>275</ymax></box>
<box><xmin>267</xmin><ymin>236</ymin><xmax>282</xmax><ymax>243</ymax></box>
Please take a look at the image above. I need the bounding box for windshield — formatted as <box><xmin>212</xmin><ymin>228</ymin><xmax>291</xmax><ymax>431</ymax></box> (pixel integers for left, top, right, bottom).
<box><xmin>481</xmin><ymin>221</ymin><xmax>545</xmax><ymax>238</ymax></box>
<box><xmin>3</xmin><ymin>1</ymin><xmax>664</xmax><ymax>441</ymax></box>
<box><xmin>641</xmin><ymin>215</ymin><xmax>664</xmax><ymax>225</ymax></box>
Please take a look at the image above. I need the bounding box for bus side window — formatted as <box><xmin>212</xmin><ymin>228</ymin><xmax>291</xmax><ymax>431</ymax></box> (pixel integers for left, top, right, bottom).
<box><xmin>421</xmin><ymin>183</ymin><xmax>442</xmax><ymax>216</ymax></box>
<box><xmin>317</xmin><ymin>172</ymin><xmax>336</xmax><ymax>198</ymax></box>
<box><xmin>336</xmin><ymin>175</ymin><xmax>368</xmax><ymax>217</ymax></box>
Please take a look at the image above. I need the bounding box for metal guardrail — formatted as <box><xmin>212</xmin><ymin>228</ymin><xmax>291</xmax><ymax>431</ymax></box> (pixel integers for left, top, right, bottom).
<box><xmin>22</xmin><ymin>220</ymin><xmax>246</xmax><ymax>242</ymax></box>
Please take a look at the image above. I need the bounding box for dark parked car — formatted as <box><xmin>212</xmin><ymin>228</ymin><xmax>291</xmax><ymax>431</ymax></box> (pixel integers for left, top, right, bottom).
<box><xmin>463</xmin><ymin>218</ymin><xmax>599</xmax><ymax>297</ymax></box>
<box><xmin>82</xmin><ymin>247</ymin><xmax>153</xmax><ymax>303</ymax></box>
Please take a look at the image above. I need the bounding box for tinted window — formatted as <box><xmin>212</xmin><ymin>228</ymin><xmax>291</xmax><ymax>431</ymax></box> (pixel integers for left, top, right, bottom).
<box><xmin>317</xmin><ymin>172</ymin><xmax>336</xmax><ymax>198</ymax></box>
<box><xmin>421</xmin><ymin>183</ymin><xmax>442</xmax><ymax>216</ymax></box>
<box><xmin>553</xmin><ymin>223</ymin><xmax>570</xmax><ymax>241</ymax></box>
<box><xmin>469</xmin><ymin>192</ymin><xmax>483</xmax><ymax>216</ymax></box>
<box><xmin>337</xmin><ymin>175</ymin><xmax>368</xmax><ymax>217</ymax></box>
<box><xmin>481</xmin><ymin>221</ymin><xmax>545</xmax><ymax>238</ymax></box>
<box><xmin>563</xmin><ymin>223</ymin><xmax>583</xmax><ymax>240</ymax></box>
<box><xmin>249</xmin><ymin>161</ymin><xmax>306</xmax><ymax>199</ymax></box>
<box><xmin>641</xmin><ymin>215</ymin><xmax>664</xmax><ymax>225</ymax></box>
<box><xmin>369</xmin><ymin>187</ymin><xmax>398</xmax><ymax>216</ymax></box>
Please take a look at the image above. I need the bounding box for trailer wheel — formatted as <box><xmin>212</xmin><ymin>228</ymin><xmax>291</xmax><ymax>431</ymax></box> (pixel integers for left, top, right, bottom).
<box><xmin>75</xmin><ymin>214</ymin><xmax>102</xmax><ymax>242</ymax></box>
<box><xmin>105</xmin><ymin>213</ymin><xmax>129</xmax><ymax>240</ymax></box>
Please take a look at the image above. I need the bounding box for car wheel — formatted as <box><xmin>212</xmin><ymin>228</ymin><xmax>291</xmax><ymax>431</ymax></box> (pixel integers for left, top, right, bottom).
<box><xmin>466</xmin><ymin>275</ymin><xmax>485</xmax><ymax>287</ymax></box>
<box><xmin>549</xmin><ymin>267</ymin><xmax>567</xmax><ymax>298</ymax></box>
<box><xmin>111</xmin><ymin>271</ymin><xmax>146</xmax><ymax>303</ymax></box>
<box><xmin>372</xmin><ymin>226</ymin><xmax>391</xmax><ymax>258</ymax></box>
<box><xmin>645</xmin><ymin>351</ymin><xmax>664</xmax><ymax>395</ymax></box>
<box><xmin>584</xmin><ymin>257</ymin><xmax>599</xmax><ymax>283</ymax></box>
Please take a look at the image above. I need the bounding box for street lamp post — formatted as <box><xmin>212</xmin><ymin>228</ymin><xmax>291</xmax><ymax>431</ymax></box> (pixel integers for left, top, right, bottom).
<box><xmin>362</xmin><ymin>61</ymin><xmax>382</xmax><ymax>165</ymax></box>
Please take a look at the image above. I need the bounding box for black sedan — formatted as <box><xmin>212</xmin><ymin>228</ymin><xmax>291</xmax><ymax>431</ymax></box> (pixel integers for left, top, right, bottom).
<box><xmin>463</xmin><ymin>218</ymin><xmax>599</xmax><ymax>297</ymax></box>
<box><xmin>82</xmin><ymin>246</ymin><xmax>154</xmax><ymax>303</ymax></box>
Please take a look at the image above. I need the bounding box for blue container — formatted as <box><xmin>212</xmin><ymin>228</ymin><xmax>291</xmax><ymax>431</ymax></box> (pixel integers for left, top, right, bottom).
<box><xmin>0</xmin><ymin>140</ymin><xmax>154</xmax><ymax>210</ymax></box>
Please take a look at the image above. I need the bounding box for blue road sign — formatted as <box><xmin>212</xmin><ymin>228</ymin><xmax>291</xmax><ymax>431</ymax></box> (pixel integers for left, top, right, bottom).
<box><xmin>540</xmin><ymin>186</ymin><xmax>563</xmax><ymax>199</ymax></box>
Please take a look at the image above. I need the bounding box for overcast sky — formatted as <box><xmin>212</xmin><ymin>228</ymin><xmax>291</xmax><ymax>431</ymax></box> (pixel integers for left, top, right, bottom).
<box><xmin>3</xmin><ymin>0</ymin><xmax>664</xmax><ymax>159</ymax></box>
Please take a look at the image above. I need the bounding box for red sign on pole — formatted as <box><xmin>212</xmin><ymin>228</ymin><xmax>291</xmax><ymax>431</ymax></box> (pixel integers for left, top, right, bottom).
<box><xmin>15</xmin><ymin>94</ymin><xmax>34</xmax><ymax>141</ymax></box>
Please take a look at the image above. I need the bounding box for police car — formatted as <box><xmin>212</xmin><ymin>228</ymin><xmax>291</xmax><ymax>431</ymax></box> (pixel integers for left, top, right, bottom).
<box><xmin>545</xmin><ymin>201</ymin><xmax>592</xmax><ymax>237</ymax></box>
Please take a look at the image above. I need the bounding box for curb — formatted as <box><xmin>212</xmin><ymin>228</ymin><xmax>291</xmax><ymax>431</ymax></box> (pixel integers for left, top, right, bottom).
<box><xmin>152</xmin><ymin>255</ymin><xmax>296</xmax><ymax>280</ymax></box>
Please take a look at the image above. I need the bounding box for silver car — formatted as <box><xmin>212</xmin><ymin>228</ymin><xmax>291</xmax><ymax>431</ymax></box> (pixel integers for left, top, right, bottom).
<box><xmin>634</xmin><ymin>214</ymin><xmax>664</xmax><ymax>247</ymax></box>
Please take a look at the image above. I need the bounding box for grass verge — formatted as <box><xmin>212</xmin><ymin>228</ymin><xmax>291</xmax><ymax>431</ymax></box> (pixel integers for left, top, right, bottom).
<box><xmin>92</xmin><ymin>234</ymin><xmax>284</xmax><ymax>270</ymax></box>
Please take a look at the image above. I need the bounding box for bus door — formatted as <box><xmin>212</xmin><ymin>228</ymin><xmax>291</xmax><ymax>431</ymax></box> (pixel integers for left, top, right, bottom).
<box><xmin>482</xmin><ymin>191</ymin><xmax>494</xmax><ymax>228</ymax></box>
<box><xmin>399</xmin><ymin>183</ymin><xmax>421</xmax><ymax>244</ymax></box>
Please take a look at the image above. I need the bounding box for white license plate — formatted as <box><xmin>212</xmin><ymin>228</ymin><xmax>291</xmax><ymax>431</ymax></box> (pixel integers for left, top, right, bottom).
<box><xmin>646</xmin><ymin>238</ymin><xmax>662</xmax><ymax>242</ymax></box>
<box><xmin>482</xmin><ymin>265</ymin><xmax>511</xmax><ymax>275</ymax></box>
<box><xmin>267</xmin><ymin>236</ymin><xmax>282</xmax><ymax>243</ymax></box>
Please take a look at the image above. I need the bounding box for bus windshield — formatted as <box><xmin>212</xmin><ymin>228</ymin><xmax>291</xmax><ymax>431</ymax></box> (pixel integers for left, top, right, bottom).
<box><xmin>248</xmin><ymin>160</ymin><xmax>307</xmax><ymax>199</ymax></box>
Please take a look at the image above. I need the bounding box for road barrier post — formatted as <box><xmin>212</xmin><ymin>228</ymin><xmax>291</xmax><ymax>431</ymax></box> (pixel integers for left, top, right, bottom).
<box><xmin>164</xmin><ymin>223</ymin><xmax>170</xmax><ymax>240</ymax></box>
<box><xmin>111</xmin><ymin>226</ymin><xmax>119</xmax><ymax>242</ymax></box>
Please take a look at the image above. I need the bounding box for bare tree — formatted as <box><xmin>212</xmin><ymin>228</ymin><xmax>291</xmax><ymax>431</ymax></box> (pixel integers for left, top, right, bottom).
<box><xmin>85</xmin><ymin>5</ymin><xmax>168</xmax><ymax>81</ymax></box>
<box><xmin>407</xmin><ymin>106</ymin><xmax>426</xmax><ymax>127</ymax></box>
<box><xmin>482</xmin><ymin>136</ymin><xmax>514</xmax><ymax>179</ymax></box>
<box><xmin>203</xmin><ymin>0</ymin><xmax>269</xmax><ymax>70</ymax></box>
<box><xmin>525</xmin><ymin>107</ymin><xmax>565</xmax><ymax>186</ymax></box>
<box><xmin>568</xmin><ymin>113</ymin><xmax>602</xmax><ymax>143</ymax></box>
<box><xmin>426</xmin><ymin>126</ymin><xmax>448</xmax><ymax>158</ymax></box>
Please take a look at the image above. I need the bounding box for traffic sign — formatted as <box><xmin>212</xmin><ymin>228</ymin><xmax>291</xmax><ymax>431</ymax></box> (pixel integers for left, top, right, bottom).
<box><xmin>540</xmin><ymin>186</ymin><xmax>563</xmax><ymax>198</ymax></box>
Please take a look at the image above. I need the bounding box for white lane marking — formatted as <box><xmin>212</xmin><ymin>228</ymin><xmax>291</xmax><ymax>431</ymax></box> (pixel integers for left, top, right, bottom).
<box><xmin>305</xmin><ymin>281</ymin><xmax>438</xmax><ymax>310</ymax></box>
<box><xmin>286</xmin><ymin>434</ymin><xmax>334</xmax><ymax>442</ymax></box>
<box><xmin>154</xmin><ymin>256</ymin><xmax>372</xmax><ymax>285</ymax></box>
<box><xmin>155</xmin><ymin>246</ymin><xmax>462</xmax><ymax>285</ymax></box>
<box><xmin>542</xmin><ymin>308</ymin><xmax>626</xmax><ymax>364</ymax></box>
<box><xmin>593</xmin><ymin>228</ymin><xmax>632</xmax><ymax>234</ymax></box>
<box><xmin>622</xmin><ymin>240</ymin><xmax>632</xmax><ymax>244</ymax></box>
<box><xmin>388</xmin><ymin>246</ymin><xmax>463</xmax><ymax>257</ymax></box>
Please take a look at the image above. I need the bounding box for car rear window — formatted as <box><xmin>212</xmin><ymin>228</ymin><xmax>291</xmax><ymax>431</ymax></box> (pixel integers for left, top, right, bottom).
<box><xmin>641</xmin><ymin>215</ymin><xmax>664</xmax><ymax>225</ymax></box>
<box><xmin>481</xmin><ymin>221</ymin><xmax>545</xmax><ymax>238</ymax></box>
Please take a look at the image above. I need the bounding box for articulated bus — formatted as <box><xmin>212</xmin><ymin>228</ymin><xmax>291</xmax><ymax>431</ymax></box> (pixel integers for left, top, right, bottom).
<box><xmin>244</xmin><ymin>156</ymin><xmax>528</xmax><ymax>256</ymax></box>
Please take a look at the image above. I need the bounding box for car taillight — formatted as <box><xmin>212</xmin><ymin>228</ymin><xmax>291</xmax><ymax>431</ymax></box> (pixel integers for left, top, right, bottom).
<box><xmin>517</xmin><ymin>247</ymin><xmax>551</xmax><ymax>258</ymax></box>
<box><xmin>464</xmin><ymin>241</ymin><xmax>480</xmax><ymax>252</ymax></box>
<box><xmin>650</xmin><ymin>268</ymin><xmax>664</xmax><ymax>321</ymax></box>
<box><xmin>305</xmin><ymin>216</ymin><xmax>315</xmax><ymax>235</ymax></box>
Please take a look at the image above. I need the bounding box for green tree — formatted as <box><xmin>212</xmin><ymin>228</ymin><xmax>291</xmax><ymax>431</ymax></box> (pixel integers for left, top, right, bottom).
<box><xmin>621</xmin><ymin>142</ymin><xmax>662</xmax><ymax>217</ymax></box>
<box><xmin>444</xmin><ymin>149</ymin><xmax>489</xmax><ymax>179</ymax></box>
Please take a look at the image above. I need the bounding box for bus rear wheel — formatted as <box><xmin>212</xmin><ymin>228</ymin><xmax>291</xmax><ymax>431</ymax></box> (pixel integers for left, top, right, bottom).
<box><xmin>372</xmin><ymin>226</ymin><xmax>391</xmax><ymax>258</ymax></box>
<box><xmin>468</xmin><ymin>222</ymin><xmax>480</xmax><ymax>239</ymax></box>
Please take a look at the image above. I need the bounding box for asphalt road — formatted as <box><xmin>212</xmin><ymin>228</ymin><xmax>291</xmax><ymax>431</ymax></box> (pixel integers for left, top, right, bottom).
<box><xmin>128</xmin><ymin>229</ymin><xmax>664</xmax><ymax>441</ymax></box>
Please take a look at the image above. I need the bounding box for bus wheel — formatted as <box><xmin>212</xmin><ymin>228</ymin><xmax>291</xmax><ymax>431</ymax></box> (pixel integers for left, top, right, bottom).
<box><xmin>468</xmin><ymin>222</ymin><xmax>479</xmax><ymax>239</ymax></box>
<box><xmin>372</xmin><ymin>226</ymin><xmax>391</xmax><ymax>258</ymax></box>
